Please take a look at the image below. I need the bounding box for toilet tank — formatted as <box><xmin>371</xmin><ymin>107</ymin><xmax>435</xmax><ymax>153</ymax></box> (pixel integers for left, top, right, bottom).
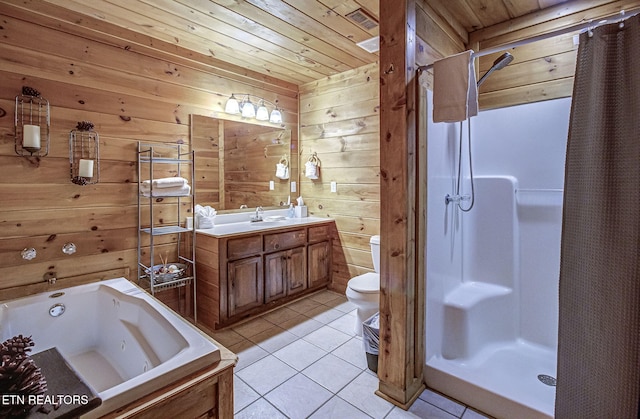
<box><xmin>370</xmin><ymin>235</ymin><xmax>381</xmax><ymax>273</ymax></box>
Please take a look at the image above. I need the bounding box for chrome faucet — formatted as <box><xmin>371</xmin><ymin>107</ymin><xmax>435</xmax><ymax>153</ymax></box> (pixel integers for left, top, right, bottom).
<box><xmin>251</xmin><ymin>206</ymin><xmax>264</xmax><ymax>222</ymax></box>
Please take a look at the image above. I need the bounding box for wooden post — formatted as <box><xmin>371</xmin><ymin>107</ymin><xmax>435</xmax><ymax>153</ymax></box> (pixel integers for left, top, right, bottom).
<box><xmin>376</xmin><ymin>0</ymin><xmax>426</xmax><ymax>408</ymax></box>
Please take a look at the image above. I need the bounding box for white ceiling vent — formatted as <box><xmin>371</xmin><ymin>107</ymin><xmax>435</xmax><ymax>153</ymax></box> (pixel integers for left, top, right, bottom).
<box><xmin>346</xmin><ymin>8</ymin><xmax>379</xmax><ymax>31</ymax></box>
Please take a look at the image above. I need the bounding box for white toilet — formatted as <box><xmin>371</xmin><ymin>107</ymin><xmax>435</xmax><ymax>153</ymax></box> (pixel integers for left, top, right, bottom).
<box><xmin>345</xmin><ymin>235</ymin><xmax>380</xmax><ymax>336</ymax></box>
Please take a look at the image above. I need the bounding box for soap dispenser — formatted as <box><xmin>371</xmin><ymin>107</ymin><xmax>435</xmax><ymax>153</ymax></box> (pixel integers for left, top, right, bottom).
<box><xmin>287</xmin><ymin>203</ymin><xmax>295</xmax><ymax>218</ymax></box>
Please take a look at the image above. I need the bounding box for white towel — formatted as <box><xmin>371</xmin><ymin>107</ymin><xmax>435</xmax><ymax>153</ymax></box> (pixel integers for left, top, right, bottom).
<box><xmin>141</xmin><ymin>184</ymin><xmax>190</xmax><ymax>197</ymax></box>
<box><xmin>194</xmin><ymin>204</ymin><xmax>217</xmax><ymax>229</ymax></box>
<box><xmin>141</xmin><ymin>177</ymin><xmax>188</xmax><ymax>189</ymax></box>
<box><xmin>433</xmin><ymin>50</ymin><xmax>478</xmax><ymax>123</ymax></box>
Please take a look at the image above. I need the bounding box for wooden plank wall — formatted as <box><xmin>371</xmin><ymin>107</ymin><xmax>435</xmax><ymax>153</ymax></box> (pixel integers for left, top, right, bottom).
<box><xmin>472</xmin><ymin>0</ymin><xmax>640</xmax><ymax>109</ymax></box>
<box><xmin>414</xmin><ymin>0</ymin><xmax>575</xmax><ymax>109</ymax></box>
<box><xmin>415</xmin><ymin>1</ymin><xmax>466</xmax><ymax>66</ymax></box>
<box><xmin>299</xmin><ymin>62</ymin><xmax>380</xmax><ymax>293</ymax></box>
<box><xmin>0</xmin><ymin>4</ymin><xmax>298</xmax><ymax>308</ymax></box>
<box><xmin>191</xmin><ymin>115</ymin><xmax>221</xmax><ymax>210</ymax></box>
<box><xmin>475</xmin><ymin>34</ymin><xmax>577</xmax><ymax>109</ymax></box>
<box><xmin>417</xmin><ymin>0</ymin><xmax>640</xmax><ymax>110</ymax></box>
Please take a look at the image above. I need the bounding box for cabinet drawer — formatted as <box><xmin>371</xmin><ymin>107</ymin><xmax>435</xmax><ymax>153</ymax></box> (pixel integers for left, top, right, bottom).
<box><xmin>264</xmin><ymin>229</ymin><xmax>306</xmax><ymax>252</ymax></box>
<box><xmin>308</xmin><ymin>225</ymin><xmax>330</xmax><ymax>243</ymax></box>
<box><xmin>227</xmin><ymin>236</ymin><xmax>262</xmax><ymax>259</ymax></box>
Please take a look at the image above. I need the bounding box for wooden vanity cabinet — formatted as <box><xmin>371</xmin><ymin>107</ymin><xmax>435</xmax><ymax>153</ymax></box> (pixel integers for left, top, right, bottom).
<box><xmin>308</xmin><ymin>225</ymin><xmax>332</xmax><ymax>288</ymax></box>
<box><xmin>196</xmin><ymin>221</ymin><xmax>333</xmax><ymax>330</ymax></box>
<box><xmin>308</xmin><ymin>241</ymin><xmax>331</xmax><ymax>288</ymax></box>
<box><xmin>227</xmin><ymin>255</ymin><xmax>263</xmax><ymax>317</ymax></box>
<box><xmin>264</xmin><ymin>229</ymin><xmax>307</xmax><ymax>302</ymax></box>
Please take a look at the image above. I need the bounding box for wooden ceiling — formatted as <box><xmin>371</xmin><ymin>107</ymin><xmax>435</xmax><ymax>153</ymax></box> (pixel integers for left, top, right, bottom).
<box><xmin>428</xmin><ymin>0</ymin><xmax>572</xmax><ymax>35</ymax></box>
<box><xmin>36</xmin><ymin>0</ymin><xmax>575</xmax><ymax>85</ymax></box>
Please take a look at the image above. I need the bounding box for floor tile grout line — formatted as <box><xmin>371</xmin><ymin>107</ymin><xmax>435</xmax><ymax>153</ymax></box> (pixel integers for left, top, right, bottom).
<box><xmin>225</xmin><ymin>291</ymin><xmax>485</xmax><ymax>418</ymax></box>
<box><xmin>298</xmin><ymin>352</ymin><xmax>365</xmax><ymax>393</ymax></box>
<box><xmin>259</xmin><ymin>370</ymin><xmax>367</xmax><ymax>419</ymax></box>
<box><xmin>305</xmin><ymin>390</ymin><xmax>375</xmax><ymax>419</ymax></box>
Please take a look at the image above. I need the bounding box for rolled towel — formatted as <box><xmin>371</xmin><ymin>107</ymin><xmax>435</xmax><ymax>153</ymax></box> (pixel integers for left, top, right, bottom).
<box><xmin>195</xmin><ymin>204</ymin><xmax>217</xmax><ymax>229</ymax></box>
<box><xmin>141</xmin><ymin>184</ymin><xmax>190</xmax><ymax>197</ymax></box>
<box><xmin>141</xmin><ymin>177</ymin><xmax>188</xmax><ymax>189</ymax></box>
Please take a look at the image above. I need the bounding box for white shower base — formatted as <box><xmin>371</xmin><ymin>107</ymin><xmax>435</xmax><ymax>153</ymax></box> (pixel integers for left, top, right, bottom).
<box><xmin>426</xmin><ymin>339</ymin><xmax>556</xmax><ymax>419</ymax></box>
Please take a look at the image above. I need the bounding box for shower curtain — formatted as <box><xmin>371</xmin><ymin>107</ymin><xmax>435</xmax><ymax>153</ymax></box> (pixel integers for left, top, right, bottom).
<box><xmin>555</xmin><ymin>15</ymin><xmax>640</xmax><ymax>418</ymax></box>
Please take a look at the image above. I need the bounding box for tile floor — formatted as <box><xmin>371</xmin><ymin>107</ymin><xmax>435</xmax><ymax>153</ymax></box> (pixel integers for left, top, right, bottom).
<box><xmin>209</xmin><ymin>289</ymin><xmax>492</xmax><ymax>419</ymax></box>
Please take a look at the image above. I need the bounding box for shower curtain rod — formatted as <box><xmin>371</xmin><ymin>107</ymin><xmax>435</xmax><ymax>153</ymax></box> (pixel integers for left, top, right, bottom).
<box><xmin>416</xmin><ymin>8</ymin><xmax>640</xmax><ymax>73</ymax></box>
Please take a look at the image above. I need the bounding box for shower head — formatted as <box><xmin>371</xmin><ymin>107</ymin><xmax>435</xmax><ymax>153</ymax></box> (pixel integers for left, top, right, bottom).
<box><xmin>492</xmin><ymin>52</ymin><xmax>514</xmax><ymax>70</ymax></box>
<box><xmin>477</xmin><ymin>52</ymin><xmax>514</xmax><ymax>87</ymax></box>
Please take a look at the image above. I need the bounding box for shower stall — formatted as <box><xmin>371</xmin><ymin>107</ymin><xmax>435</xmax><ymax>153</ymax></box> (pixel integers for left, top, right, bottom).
<box><xmin>424</xmin><ymin>93</ymin><xmax>571</xmax><ymax>418</ymax></box>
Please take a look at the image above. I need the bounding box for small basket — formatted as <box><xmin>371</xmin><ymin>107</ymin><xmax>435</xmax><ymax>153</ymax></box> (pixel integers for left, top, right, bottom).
<box><xmin>305</xmin><ymin>152</ymin><xmax>320</xmax><ymax>179</ymax></box>
<box><xmin>276</xmin><ymin>154</ymin><xmax>289</xmax><ymax>179</ymax></box>
<box><xmin>145</xmin><ymin>263</ymin><xmax>186</xmax><ymax>283</ymax></box>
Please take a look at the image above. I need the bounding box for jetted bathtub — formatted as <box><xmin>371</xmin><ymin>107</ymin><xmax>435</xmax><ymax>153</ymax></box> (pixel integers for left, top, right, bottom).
<box><xmin>0</xmin><ymin>277</ymin><xmax>221</xmax><ymax>417</ymax></box>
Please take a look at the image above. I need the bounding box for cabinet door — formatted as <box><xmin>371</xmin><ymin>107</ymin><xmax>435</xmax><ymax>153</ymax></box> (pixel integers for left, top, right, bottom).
<box><xmin>228</xmin><ymin>256</ymin><xmax>263</xmax><ymax>317</ymax></box>
<box><xmin>308</xmin><ymin>241</ymin><xmax>331</xmax><ymax>288</ymax></box>
<box><xmin>287</xmin><ymin>246</ymin><xmax>307</xmax><ymax>296</ymax></box>
<box><xmin>264</xmin><ymin>251</ymin><xmax>287</xmax><ymax>303</ymax></box>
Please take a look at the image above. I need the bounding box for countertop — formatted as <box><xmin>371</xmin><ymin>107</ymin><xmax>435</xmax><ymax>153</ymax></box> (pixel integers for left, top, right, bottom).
<box><xmin>196</xmin><ymin>216</ymin><xmax>333</xmax><ymax>237</ymax></box>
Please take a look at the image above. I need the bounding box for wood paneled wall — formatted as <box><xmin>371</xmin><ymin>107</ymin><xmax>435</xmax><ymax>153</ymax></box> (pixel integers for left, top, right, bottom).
<box><xmin>472</xmin><ymin>0</ymin><xmax>640</xmax><ymax>109</ymax></box>
<box><xmin>0</xmin><ymin>4</ymin><xmax>298</xmax><ymax>306</ymax></box>
<box><xmin>414</xmin><ymin>0</ymin><xmax>575</xmax><ymax>109</ymax></box>
<box><xmin>191</xmin><ymin>115</ymin><xmax>221</xmax><ymax>210</ymax></box>
<box><xmin>299</xmin><ymin>62</ymin><xmax>380</xmax><ymax>293</ymax></box>
<box><xmin>474</xmin><ymin>30</ymin><xmax>577</xmax><ymax>109</ymax></box>
<box><xmin>417</xmin><ymin>0</ymin><xmax>640</xmax><ymax>110</ymax></box>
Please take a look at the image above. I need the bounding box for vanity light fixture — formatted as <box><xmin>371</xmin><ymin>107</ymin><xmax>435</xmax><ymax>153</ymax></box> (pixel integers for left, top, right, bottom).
<box><xmin>15</xmin><ymin>86</ymin><xmax>50</xmax><ymax>157</ymax></box>
<box><xmin>69</xmin><ymin>121</ymin><xmax>100</xmax><ymax>185</ymax></box>
<box><xmin>224</xmin><ymin>93</ymin><xmax>284</xmax><ymax>124</ymax></box>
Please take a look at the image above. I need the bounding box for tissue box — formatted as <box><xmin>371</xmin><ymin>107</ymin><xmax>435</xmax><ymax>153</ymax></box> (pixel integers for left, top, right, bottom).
<box><xmin>295</xmin><ymin>205</ymin><xmax>308</xmax><ymax>218</ymax></box>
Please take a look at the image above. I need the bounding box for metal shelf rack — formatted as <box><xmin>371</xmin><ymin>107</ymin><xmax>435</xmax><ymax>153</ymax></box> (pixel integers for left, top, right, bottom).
<box><xmin>137</xmin><ymin>142</ymin><xmax>196</xmax><ymax>322</ymax></box>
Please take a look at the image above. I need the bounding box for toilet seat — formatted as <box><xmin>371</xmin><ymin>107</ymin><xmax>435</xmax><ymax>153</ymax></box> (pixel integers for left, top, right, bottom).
<box><xmin>348</xmin><ymin>273</ymin><xmax>379</xmax><ymax>294</ymax></box>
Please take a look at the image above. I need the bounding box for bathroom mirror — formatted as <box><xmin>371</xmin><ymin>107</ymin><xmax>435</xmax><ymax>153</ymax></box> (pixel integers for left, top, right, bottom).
<box><xmin>191</xmin><ymin>114</ymin><xmax>295</xmax><ymax>212</ymax></box>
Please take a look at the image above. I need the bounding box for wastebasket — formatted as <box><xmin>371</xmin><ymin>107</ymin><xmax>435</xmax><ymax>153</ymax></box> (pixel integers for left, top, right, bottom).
<box><xmin>362</xmin><ymin>312</ymin><xmax>380</xmax><ymax>373</ymax></box>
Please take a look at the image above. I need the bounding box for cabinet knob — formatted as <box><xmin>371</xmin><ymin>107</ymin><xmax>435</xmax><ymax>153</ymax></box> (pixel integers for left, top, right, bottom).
<box><xmin>274</xmin><ymin>244</ymin><xmax>280</xmax><ymax>249</ymax></box>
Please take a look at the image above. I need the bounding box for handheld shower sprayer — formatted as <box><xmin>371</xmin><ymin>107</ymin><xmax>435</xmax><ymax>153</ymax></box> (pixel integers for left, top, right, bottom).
<box><xmin>446</xmin><ymin>51</ymin><xmax>515</xmax><ymax>212</ymax></box>
<box><xmin>477</xmin><ymin>52</ymin><xmax>514</xmax><ymax>87</ymax></box>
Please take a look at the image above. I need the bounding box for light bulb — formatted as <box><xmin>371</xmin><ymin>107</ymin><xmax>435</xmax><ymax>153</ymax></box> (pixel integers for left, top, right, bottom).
<box><xmin>241</xmin><ymin>98</ymin><xmax>256</xmax><ymax>118</ymax></box>
<box><xmin>256</xmin><ymin>101</ymin><xmax>269</xmax><ymax>120</ymax></box>
<box><xmin>269</xmin><ymin>109</ymin><xmax>282</xmax><ymax>124</ymax></box>
<box><xmin>224</xmin><ymin>94</ymin><xmax>240</xmax><ymax>114</ymax></box>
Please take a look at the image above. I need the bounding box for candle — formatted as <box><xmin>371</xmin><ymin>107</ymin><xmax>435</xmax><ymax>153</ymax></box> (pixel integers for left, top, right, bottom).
<box><xmin>23</xmin><ymin>124</ymin><xmax>41</xmax><ymax>150</ymax></box>
<box><xmin>78</xmin><ymin>159</ymin><xmax>94</xmax><ymax>178</ymax></box>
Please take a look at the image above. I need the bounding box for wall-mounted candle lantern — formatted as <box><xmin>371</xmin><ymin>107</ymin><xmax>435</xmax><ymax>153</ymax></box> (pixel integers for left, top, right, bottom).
<box><xmin>69</xmin><ymin>121</ymin><xmax>100</xmax><ymax>185</ymax></box>
<box><xmin>15</xmin><ymin>86</ymin><xmax>50</xmax><ymax>157</ymax></box>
